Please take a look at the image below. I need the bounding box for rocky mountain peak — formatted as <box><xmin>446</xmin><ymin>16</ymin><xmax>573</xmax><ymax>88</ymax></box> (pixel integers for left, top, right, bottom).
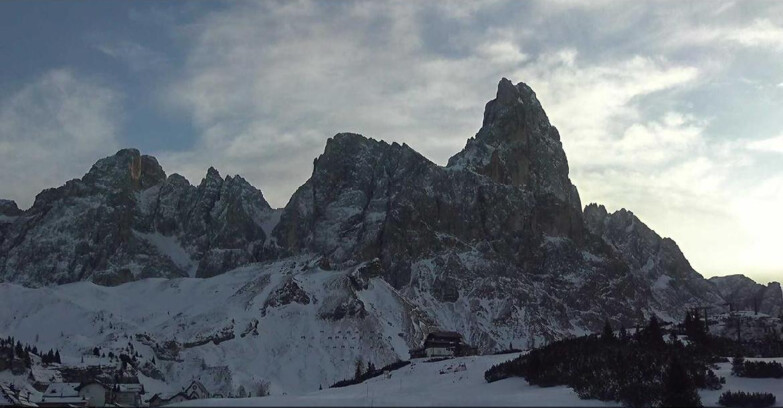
<box><xmin>710</xmin><ymin>275</ymin><xmax>783</xmax><ymax>316</ymax></box>
<box><xmin>447</xmin><ymin>79</ymin><xmax>579</xmax><ymax>211</ymax></box>
<box><xmin>491</xmin><ymin>78</ymin><xmax>546</xmax><ymax>122</ymax></box>
<box><xmin>203</xmin><ymin>166</ymin><xmax>223</xmax><ymax>184</ymax></box>
<box><xmin>317</xmin><ymin>133</ymin><xmax>414</xmax><ymax>170</ymax></box>
<box><xmin>82</xmin><ymin>148</ymin><xmax>166</xmax><ymax>191</ymax></box>
<box><xmin>0</xmin><ymin>199</ymin><xmax>22</xmax><ymax>217</ymax></box>
<box><xmin>583</xmin><ymin>203</ymin><xmax>609</xmax><ymax>232</ymax></box>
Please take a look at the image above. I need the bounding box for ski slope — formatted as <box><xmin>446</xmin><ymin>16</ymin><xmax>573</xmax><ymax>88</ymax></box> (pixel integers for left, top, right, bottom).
<box><xmin>174</xmin><ymin>353</ymin><xmax>618</xmax><ymax>407</ymax></box>
<box><xmin>174</xmin><ymin>355</ymin><xmax>783</xmax><ymax>407</ymax></box>
<box><xmin>0</xmin><ymin>256</ymin><xmax>430</xmax><ymax>397</ymax></box>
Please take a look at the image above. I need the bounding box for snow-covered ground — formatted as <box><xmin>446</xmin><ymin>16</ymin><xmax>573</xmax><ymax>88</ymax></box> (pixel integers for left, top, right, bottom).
<box><xmin>701</xmin><ymin>358</ymin><xmax>783</xmax><ymax>407</ymax></box>
<box><xmin>173</xmin><ymin>355</ymin><xmax>783</xmax><ymax>407</ymax></box>
<box><xmin>0</xmin><ymin>257</ymin><xmax>429</xmax><ymax>397</ymax></box>
<box><xmin>2</xmin><ymin>255</ymin><xmax>780</xmax><ymax>404</ymax></box>
<box><xmin>174</xmin><ymin>353</ymin><xmax>618</xmax><ymax>407</ymax></box>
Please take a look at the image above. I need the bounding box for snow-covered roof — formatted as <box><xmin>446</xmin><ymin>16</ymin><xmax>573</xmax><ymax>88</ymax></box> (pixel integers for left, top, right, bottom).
<box><xmin>427</xmin><ymin>331</ymin><xmax>463</xmax><ymax>339</ymax></box>
<box><xmin>74</xmin><ymin>381</ymin><xmax>108</xmax><ymax>391</ymax></box>
<box><xmin>43</xmin><ymin>382</ymin><xmax>79</xmax><ymax>397</ymax></box>
<box><xmin>0</xmin><ymin>385</ymin><xmax>16</xmax><ymax>407</ymax></box>
<box><xmin>116</xmin><ymin>383</ymin><xmax>144</xmax><ymax>393</ymax></box>
<box><xmin>30</xmin><ymin>366</ymin><xmax>62</xmax><ymax>384</ymax></box>
<box><xmin>0</xmin><ymin>384</ymin><xmax>37</xmax><ymax>408</ymax></box>
<box><xmin>39</xmin><ymin>395</ymin><xmax>85</xmax><ymax>404</ymax></box>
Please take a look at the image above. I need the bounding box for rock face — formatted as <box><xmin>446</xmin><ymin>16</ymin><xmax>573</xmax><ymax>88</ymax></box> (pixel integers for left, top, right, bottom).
<box><xmin>1</xmin><ymin>78</ymin><xmax>780</xmax><ymax>352</ymax></box>
<box><xmin>709</xmin><ymin>275</ymin><xmax>783</xmax><ymax>317</ymax></box>
<box><xmin>0</xmin><ymin>200</ymin><xmax>22</xmax><ymax>217</ymax></box>
<box><xmin>448</xmin><ymin>78</ymin><xmax>584</xmax><ymax>241</ymax></box>
<box><xmin>0</xmin><ymin>149</ymin><xmax>278</xmax><ymax>286</ymax></box>
<box><xmin>270</xmin><ymin>78</ymin><xmax>731</xmax><ymax>349</ymax></box>
<box><xmin>584</xmin><ymin>203</ymin><xmax>725</xmax><ymax>315</ymax></box>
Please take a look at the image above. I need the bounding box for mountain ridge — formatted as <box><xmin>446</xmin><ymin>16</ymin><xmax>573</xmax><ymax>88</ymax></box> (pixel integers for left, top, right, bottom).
<box><xmin>0</xmin><ymin>77</ymin><xmax>780</xmax><ymax>342</ymax></box>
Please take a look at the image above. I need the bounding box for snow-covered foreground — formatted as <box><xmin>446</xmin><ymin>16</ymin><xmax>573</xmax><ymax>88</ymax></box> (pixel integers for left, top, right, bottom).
<box><xmin>174</xmin><ymin>353</ymin><xmax>618</xmax><ymax>407</ymax></box>
<box><xmin>0</xmin><ymin>257</ymin><xmax>428</xmax><ymax>397</ymax></box>
<box><xmin>174</xmin><ymin>355</ymin><xmax>783</xmax><ymax>407</ymax></box>
<box><xmin>701</xmin><ymin>358</ymin><xmax>783</xmax><ymax>407</ymax></box>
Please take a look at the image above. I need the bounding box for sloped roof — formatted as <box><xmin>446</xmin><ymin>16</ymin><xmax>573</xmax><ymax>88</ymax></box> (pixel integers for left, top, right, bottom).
<box><xmin>185</xmin><ymin>380</ymin><xmax>208</xmax><ymax>394</ymax></box>
<box><xmin>43</xmin><ymin>382</ymin><xmax>79</xmax><ymax>397</ymax></box>
<box><xmin>427</xmin><ymin>331</ymin><xmax>462</xmax><ymax>339</ymax></box>
<box><xmin>40</xmin><ymin>396</ymin><xmax>84</xmax><ymax>403</ymax></box>
<box><xmin>74</xmin><ymin>381</ymin><xmax>108</xmax><ymax>391</ymax></box>
<box><xmin>116</xmin><ymin>383</ymin><xmax>144</xmax><ymax>393</ymax></box>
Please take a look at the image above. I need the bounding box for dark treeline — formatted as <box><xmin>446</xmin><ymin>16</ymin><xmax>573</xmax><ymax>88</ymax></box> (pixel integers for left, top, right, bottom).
<box><xmin>719</xmin><ymin>391</ymin><xmax>776</xmax><ymax>408</ymax></box>
<box><xmin>681</xmin><ymin>309</ymin><xmax>783</xmax><ymax>358</ymax></box>
<box><xmin>0</xmin><ymin>336</ymin><xmax>61</xmax><ymax>367</ymax></box>
<box><xmin>331</xmin><ymin>360</ymin><xmax>411</xmax><ymax>388</ymax></box>
<box><xmin>485</xmin><ymin>316</ymin><xmax>725</xmax><ymax>407</ymax></box>
<box><xmin>731</xmin><ymin>356</ymin><xmax>783</xmax><ymax>378</ymax></box>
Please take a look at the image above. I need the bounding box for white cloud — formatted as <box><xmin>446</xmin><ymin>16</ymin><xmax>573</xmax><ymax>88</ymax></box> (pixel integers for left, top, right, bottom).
<box><xmin>0</xmin><ymin>69</ymin><xmax>122</xmax><ymax>209</ymax></box>
<box><xmin>95</xmin><ymin>41</ymin><xmax>168</xmax><ymax>71</ymax></box>
<box><xmin>160</xmin><ymin>1</ymin><xmax>536</xmax><ymax>206</ymax></box>
<box><xmin>726</xmin><ymin>19</ymin><xmax>783</xmax><ymax>48</ymax></box>
<box><xmin>672</xmin><ymin>18</ymin><xmax>783</xmax><ymax>51</ymax></box>
<box><xmin>510</xmin><ymin>51</ymin><xmax>700</xmax><ymax>165</ymax></box>
<box><xmin>747</xmin><ymin>134</ymin><xmax>783</xmax><ymax>154</ymax></box>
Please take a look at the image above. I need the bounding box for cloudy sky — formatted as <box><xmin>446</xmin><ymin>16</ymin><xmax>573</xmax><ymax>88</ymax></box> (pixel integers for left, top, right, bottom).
<box><xmin>1</xmin><ymin>1</ymin><xmax>782</xmax><ymax>284</ymax></box>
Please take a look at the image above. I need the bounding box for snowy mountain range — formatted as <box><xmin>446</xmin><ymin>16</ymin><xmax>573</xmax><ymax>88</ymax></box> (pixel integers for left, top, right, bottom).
<box><xmin>0</xmin><ymin>78</ymin><xmax>781</xmax><ymax>396</ymax></box>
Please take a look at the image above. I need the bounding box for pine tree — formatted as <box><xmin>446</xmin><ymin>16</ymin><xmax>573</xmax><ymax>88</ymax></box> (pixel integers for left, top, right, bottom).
<box><xmin>618</xmin><ymin>325</ymin><xmax>629</xmax><ymax>343</ymax></box>
<box><xmin>731</xmin><ymin>356</ymin><xmax>745</xmax><ymax>376</ymax></box>
<box><xmin>55</xmin><ymin>350</ymin><xmax>61</xmax><ymax>364</ymax></box>
<box><xmin>602</xmin><ymin>320</ymin><xmax>615</xmax><ymax>343</ymax></box>
<box><xmin>354</xmin><ymin>359</ymin><xmax>365</xmax><ymax>380</ymax></box>
<box><xmin>684</xmin><ymin>312</ymin><xmax>693</xmax><ymax>336</ymax></box>
<box><xmin>643</xmin><ymin>316</ymin><xmax>664</xmax><ymax>347</ymax></box>
<box><xmin>661</xmin><ymin>357</ymin><xmax>702</xmax><ymax>407</ymax></box>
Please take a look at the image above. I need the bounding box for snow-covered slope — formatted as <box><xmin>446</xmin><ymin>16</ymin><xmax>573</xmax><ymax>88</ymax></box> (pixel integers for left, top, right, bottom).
<box><xmin>174</xmin><ymin>353</ymin><xmax>618</xmax><ymax>407</ymax></box>
<box><xmin>0</xmin><ymin>257</ymin><xmax>431</xmax><ymax>397</ymax></box>
<box><xmin>172</xmin><ymin>355</ymin><xmax>783</xmax><ymax>407</ymax></box>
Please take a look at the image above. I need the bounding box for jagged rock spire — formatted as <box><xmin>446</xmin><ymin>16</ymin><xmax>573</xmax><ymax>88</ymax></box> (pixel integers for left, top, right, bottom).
<box><xmin>448</xmin><ymin>78</ymin><xmax>580</xmax><ymax>211</ymax></box>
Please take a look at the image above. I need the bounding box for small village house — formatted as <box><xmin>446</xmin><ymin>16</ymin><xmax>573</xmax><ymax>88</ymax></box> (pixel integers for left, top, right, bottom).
<box><xmin>183</xmin><ymin>380</ymin><xmax>209</xmax><ymax>400</ymax></box>
<box><xmin>146</xmin><ymin>381</ymin><xmax>210</xmax><ymax>407</ymax></box>
<box><xmin>410</xmin><ymin>331</ymin><xmax>477</xmax><ymax>358</ymax></box>
<box><xmin>147</xmin><ymin>392</ymin><xmax>190</xmax><ymax>407</ymax></box>
<box><xmin>75</xmin><ymin>381</ymin><xmax>109</xmax><ymax>407</ymax></box>
<box><xmin>112</xmin><ymin>383</ymin><xmax>144</xmax><ymax>407</ymax></box>
<box><xmin>39</xmin><ymin>382</ymin><xmax>86</xmax><ymax>407</ymax></box>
